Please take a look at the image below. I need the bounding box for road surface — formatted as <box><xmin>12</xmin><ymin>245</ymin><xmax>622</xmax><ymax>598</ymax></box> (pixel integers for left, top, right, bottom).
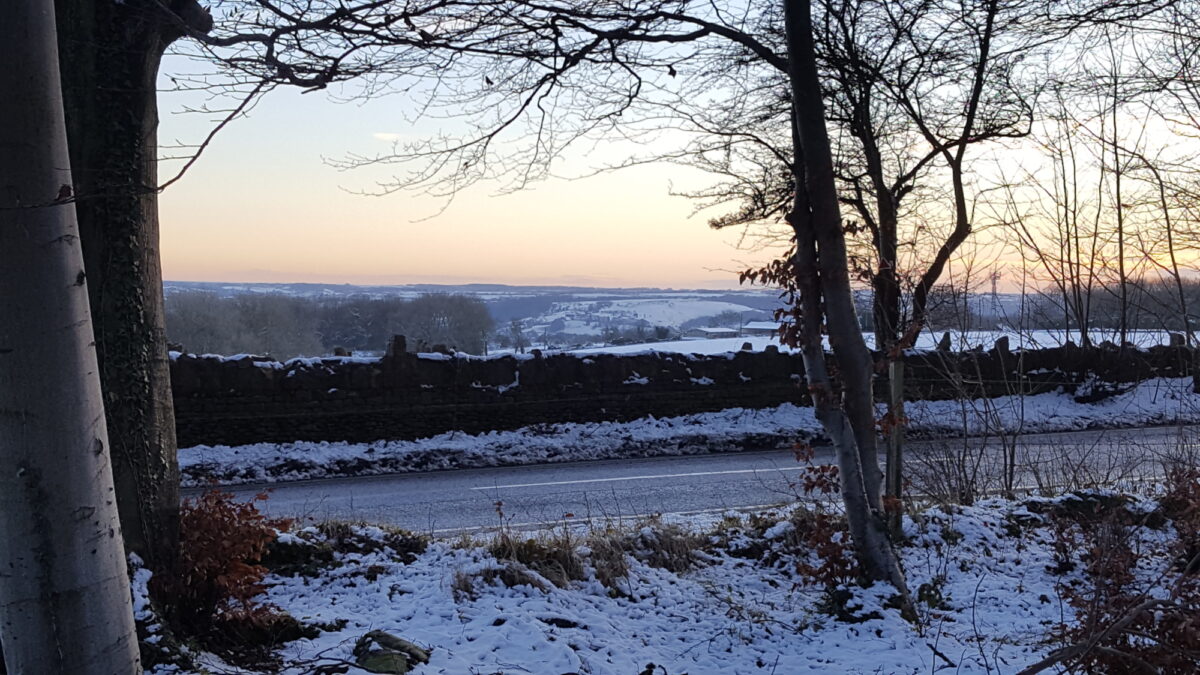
<box><xmin>200</xmin><ymin>424</ymin><xmax>1197</xmax><ymax>534</ymax></box>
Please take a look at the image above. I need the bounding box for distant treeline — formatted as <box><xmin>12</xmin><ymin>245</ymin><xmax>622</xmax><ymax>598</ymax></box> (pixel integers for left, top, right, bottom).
<box><xmin>164</xmin><ymin>291</ymin><xmax>494</xmax><ymax>359</ymax></box>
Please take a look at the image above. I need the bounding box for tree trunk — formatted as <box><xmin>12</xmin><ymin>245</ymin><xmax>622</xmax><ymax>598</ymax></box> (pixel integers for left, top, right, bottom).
<box><xmin>784</xmin><ymin>0</ymin><xmax>908</xmax><ymax>597</ymax></box>
<box><xmin>859</xmin><ymin>103</ymin><xmax>905</xmax><ymax>533</ymax></box>
<box><xmin>1111</xmin><ymin>63</ymin><xmax>1128</xmax><ymax>346</ymax></box>
<box><xmin>54</xmin><ymin>0</ymin><xmax>192</xmax><ymax>574</ymax></box>
<box><xmin>885</xmin><ymin>358</ymin><xmax>905</xmax><ymax>537</ymax></box>
<box><xmin>0</xmin><ymin>1</ymin><xmax>141</xmax><ymax>671</ymax></box>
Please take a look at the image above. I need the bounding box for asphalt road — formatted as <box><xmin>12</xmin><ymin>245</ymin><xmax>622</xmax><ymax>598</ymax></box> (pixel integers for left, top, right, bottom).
<box><xmin>202</xmin><ymin>424</ymin><xmax>1198</xmax><ymax>535</ymax></box>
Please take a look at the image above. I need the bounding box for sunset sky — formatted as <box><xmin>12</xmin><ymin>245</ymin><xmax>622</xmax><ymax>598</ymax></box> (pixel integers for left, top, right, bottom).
<box><xmin>156</xmin><ymin>71</ymin><xmax>778</xmax><ymax>289</ymax></box>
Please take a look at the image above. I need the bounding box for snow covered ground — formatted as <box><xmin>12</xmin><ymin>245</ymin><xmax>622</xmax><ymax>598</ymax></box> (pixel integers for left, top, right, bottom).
<box><xmin>535</xmin><ymin>298</ymin><xmax>767</xmax><ymax>331</ymax></box>
<box><xmin>570</xmin><ymin>335</ymin><xmax>791</xmax><ymax>355</ymax></box>
<box><xmin>152</xmin><ymin>486</ymin><xmax>1192</xmax><ymax>675</ymax></box>
<box><xmin>570</xmin><ymin>329</ymin><xmax>1179</xmax><ymax>356</ymax></box>
<box><xmin>180</xmin><ymin>377</ymin><xmax>1200</xmax><ymax>487</ymax></box>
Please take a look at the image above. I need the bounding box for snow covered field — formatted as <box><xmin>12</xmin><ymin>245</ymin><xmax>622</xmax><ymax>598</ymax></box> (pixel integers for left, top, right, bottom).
<box><xmin>570</xmin><ymin>329</ymin><xmax>1180</xmax><ymax>356</ymax></box>
<box><xmin>534</xmin><ymin>297</ymin><xmax>770</xmax><ymax>334</ymax></box>
<box><xmin>180</xmin><ymin>377</ymin><xmax>1200</xmax><ymax>487</ymax></box>
<box><xmin>151</xmin><ymin>486</ymin><xmax>1194</xmax><ymax>675</ymax></box>
<box><xmin>570</xmin><ymin>335</ymin><xmax>792</xmax><ymax>355</ymax></box>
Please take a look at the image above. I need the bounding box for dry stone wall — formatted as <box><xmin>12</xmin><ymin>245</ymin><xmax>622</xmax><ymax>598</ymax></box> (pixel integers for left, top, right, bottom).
<box><xmin>171</xmin><ymin>342</ymin><xmax>1196</xmax><ymax>447</ymax></box>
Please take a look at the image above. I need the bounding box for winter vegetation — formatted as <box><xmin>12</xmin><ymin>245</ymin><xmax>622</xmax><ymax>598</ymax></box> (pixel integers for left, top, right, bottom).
<box><xmin>8</xmin><ymin>0</ymin><xmax>1200</xmax><ymax>674</ymax></box>
<box><xmin>136</xmin><ymin>454</ymin><xmax>1200</xmax><ymax>674</ymax></box>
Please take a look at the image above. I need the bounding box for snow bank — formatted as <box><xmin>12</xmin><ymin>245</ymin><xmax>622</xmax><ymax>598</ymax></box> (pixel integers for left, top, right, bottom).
<box><xmin>180</xmin><ymin>405</ymin><xmax>821</xmax><ymax>486</ymax></box>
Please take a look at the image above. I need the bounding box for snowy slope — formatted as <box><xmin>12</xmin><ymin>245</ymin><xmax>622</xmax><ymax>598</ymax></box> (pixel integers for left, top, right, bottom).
<box><xmin>206</xmin><ymin>491</ymin><xmax>1183</xmax><ymax>675</ymax></box>
<box><xmin>537</xmin><ymin>298</ymin><xmax>765</xmax><ymax>328</ymax></box>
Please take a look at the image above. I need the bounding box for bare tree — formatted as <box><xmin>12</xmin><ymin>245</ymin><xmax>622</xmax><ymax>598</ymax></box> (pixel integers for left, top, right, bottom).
<box><xmin>397</xmin><ymin>294</ymin><xmax>495</xmax><ymax>353</ymax></box>
<box><xmin>999</xmin><ymin>90</ymin><xmax>1107</xmax><ymax>347</ymax></box>
<box><xmin>995</xmin><ymin>13</ymin><xmax>1199</xmax><ymax>348</ymax></box>
<box><xmin>229</xmin><ymin>295</ymin><xmax>325</xmax><ymax>357</ymax></box>
<box><xmin>1125</xmin><ymin>151</ymin><xmax>1196</xmax><ymax>344</ymax></box>
<box><xmin>0</xmin><ymin>0</ymin><xmax>140</xmax><ymax>670</ymax></box>
<box><xmin>673</xmin><ymin>0</ymin><xmax>1051</xmax><ymax>527</ymax></box>
<box><xmin>784</xmin><ymin>0</ymin><xmax>910</xmax><ymax>594</ymax></box>
<box><xmin>826</xmin><ymin>0</ymin><xmax>1042</xmax><ymax>526</ymax></box>
<box><xmin>698</xmin><ymin>0</ymin><xmax>1178</xmax><ymax>523</ymax></box>
<box><xmin>318</xmin><ymin>0</ymin><xmax>911</xmax><ymax>594</ymax></box>
<box><xmin>164</xmin><ymin>290</ymin><xmax>239</xmax><ymax>354</ymax></box>
<box><xmin>509</xmin><ymin>319</ymin><xmax>528</xmax><ymax>354</ymax></box>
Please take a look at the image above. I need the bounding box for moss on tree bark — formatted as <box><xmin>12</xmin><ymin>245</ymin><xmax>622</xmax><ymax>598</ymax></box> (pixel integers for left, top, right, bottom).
<box><xmin>53</xmin><ymin>0</ymin><xmax>208</xmax><ymax>574</ymax></box>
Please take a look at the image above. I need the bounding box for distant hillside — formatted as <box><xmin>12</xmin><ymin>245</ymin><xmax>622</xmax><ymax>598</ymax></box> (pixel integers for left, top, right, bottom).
<box><xmin>163</xmin><ymin>281</ymin><xmax>785</xmax><ymax>336</ymax></box>
<box><xmin>163</xmin><ymin>281</ymin><xmax>1041</xmax><ymax>356</ymax></box>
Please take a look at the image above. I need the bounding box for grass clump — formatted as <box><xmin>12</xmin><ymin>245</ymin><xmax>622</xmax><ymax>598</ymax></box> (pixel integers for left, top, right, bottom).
<box><xmin>452</xmin><ymin>564</ymin><xmax>549</xmax><ymax>600</ymax></box>
<box><xmin>489</xmin><ymin>529</ymin><xmax>588</xmax><ymax>588</ymax></box>
<box><xmin>263</xmin><ymin>520</ymin><xmax>428</xmax><ymax>577</ymax></box>
<box><xmin>452</xmin><ymin>517</ymin><xmax>710</xmax><ymax>601</ymax></box>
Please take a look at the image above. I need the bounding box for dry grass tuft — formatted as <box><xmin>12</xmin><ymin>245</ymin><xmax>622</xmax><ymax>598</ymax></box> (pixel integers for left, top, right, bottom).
<box><xmin>624</xmin><ymin>519</ymin><xmax>707</xmax><ymax>573</ymax></box>
<box><xmin>584</xmin><ymin>527</ymin><xmax>632</xmax><ymax>589</ymax></box>
<box><xmin>452</xmin><ymin>564</ymin><xmax>549</xmax><ymax>600</ymax></box>
<box><xmin>453</xmin><ymin>516</ymin><xmax>710</xmax><ymax>599</ymax></box>
<box><xmin>489</xmin><ymin>530</ymin><xmax>587</xmax><ymax>588</ymax></box>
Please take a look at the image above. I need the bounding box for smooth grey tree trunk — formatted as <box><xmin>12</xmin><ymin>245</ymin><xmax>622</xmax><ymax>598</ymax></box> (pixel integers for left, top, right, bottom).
<box><xmin>784</xmin><ymin>0</ymin><xmax>909</xmax><ymax>600</ymax></box>
<box><xmin>0</xmin><ymin>1</ymin><xmax>141</xmax><ymax>672</ymax></box>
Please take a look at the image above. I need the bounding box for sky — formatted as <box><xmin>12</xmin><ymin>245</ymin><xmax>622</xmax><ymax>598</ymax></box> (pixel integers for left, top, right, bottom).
<box><xmin>155</xmin><ymin>62</ymin><xmax>778</xmax><ymax>290</ymax></box>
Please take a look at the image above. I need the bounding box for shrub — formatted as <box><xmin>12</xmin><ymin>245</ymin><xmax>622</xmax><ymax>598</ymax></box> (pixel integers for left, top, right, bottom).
<box><xmin>1034</xmin><ymin>474</ymin><xmax>1200</xmax><ymax>674</ymax></box>
<box><xmin>1161</xmin><ymin>467</ymin><xmax>1200</xmax><ymax>574</ymax></box>
<box><xmin>787</xmin><ymin>444</ymin><xmax>860</xmax><ymax>595</ymax></box>
<box><xmin>794</xmin><ymin>510</ymin><xmax>859</xmax><ymax>591</ymax></box>
<box><xmin>154</xmin><ymin>489</ymin><xmax>311</xmax><ymax>667</ymax></box>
